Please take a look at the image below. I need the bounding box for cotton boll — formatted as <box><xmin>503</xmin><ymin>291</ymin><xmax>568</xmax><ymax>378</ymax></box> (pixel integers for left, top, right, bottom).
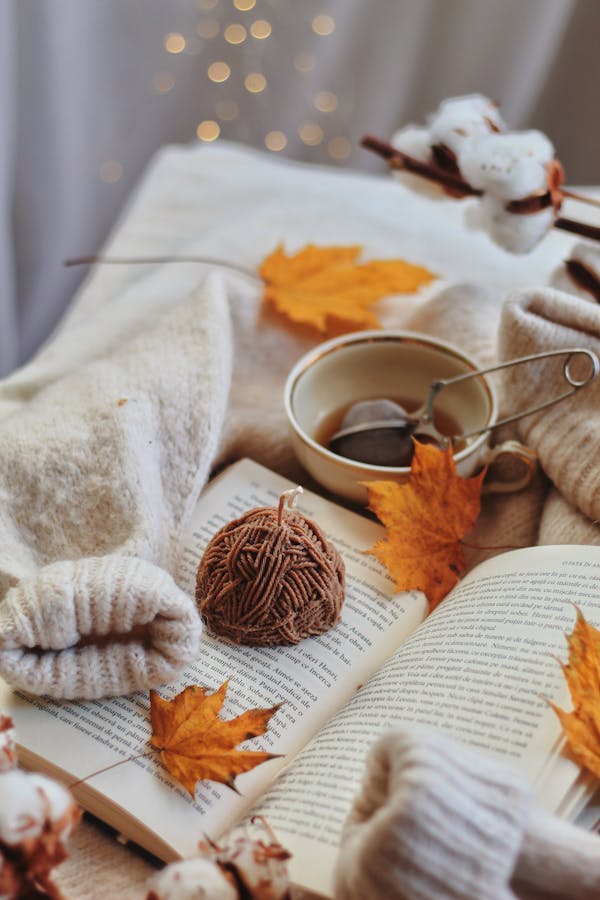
<box><xmin>147</xmin><ymin>825</ymin><xmax>292</xmax><ymax>900</ymax></box>
<box><xmin>222</xmin><ymin>832</ymin><xmax>291</xmax><ymax>900</ymax></box>
<box><xmin>459</xmin><ymin>131</ymin><xmax>555</xmax><ymax>201</ymax></box>
<box><xmin>0</xmin><ymin>768</ymin><xmax>80</xmax><ymax>898</ymax></box>
<box><xmin>428</xmin><ymin>94</ymin><xmax>506</xmax><ymax>156</ymax></box>
<box><xmin>0</xmin><ymin>768</ymin><xmax>79</xmax><ymax>851</ymax></box>
<box><xmin>29</xmin><ymin>773</ymin><xmax>80</xmax><ymax>841</ymax></box>
<box><xmin>0</xmin><ymin>770</ymin><xmax>47</xmax><ymax>845</ymax></box>
<box><xmin>146</xmin><ymin>858</ymin><xmax>238</xmax><ymax>900</ymax></box>
<box><xmin>390</xmin><ymin>124</ymin><xmax>431</xmax><ymax>162</ymax></box>
<box><xmin>390</xmin><ymin>125</ymin><xmax>449</xmax><ymax>198</ymax></box>
<box><xmin>0</xmin><ymin>715</ymin><xmax>16</xmax><ymax>772</ymax></box>
<box><xmin>480</xmin><ymin>195</ymin><xmax>555</xmax><ymax>253</ymax></box>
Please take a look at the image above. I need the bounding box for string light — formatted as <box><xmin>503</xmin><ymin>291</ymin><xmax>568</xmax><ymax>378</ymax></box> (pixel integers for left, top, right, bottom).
<box><xmin>265</xmin><ymin>131</ymin><xmax>287</xmax><ymax>152</ymax></box>
<box><xmin>250</xmin><ymin>19</ymin><xmax>272</xmax><ymax>39</ymax></box>
<box><xmin>196</xmin><ymin>120</ymin><xmax>221</xmax><ymax>141</ymax></box>
<box><xmin>311</xmin><ymin>14</ymin><xmax>335</xmax><ymax>36</ymax></box>
<box><xmin>152</xmin><ymin>71</ymin><xmax>175</xmax><ymax>94</ymax></box>
<box><xmin>224</xmin><ymin>23</ymin><xmax>247</xmax><ymax>43</ymax></box>
<box><xmin>208</xmin><ymin>61</ymin><xmax>231</xmax><ymax>82</ymax></box>
<box><xmin>314</xmin><ymin>90</ymin><xmax>338</xmax><ymax>112</ymax></box>
<box><xmin>298</xmin><ymin>121</ymin><xmax>324</xmax><ymax>146</ymax></box>
<box><xmin>164</xmin><ymin>32</ymin><xmax>186</xmax><ymax>53</ymax></box>
<box><xmin>216</xmin><ymin>99</ymin><xmax>239</xmax><ymax>121</ymax></box>
<box><xmin>244</xmin><ymin>72</ymin><xmax>267</xmax><ymax>93</ymax></box>
<box><xmin>157</xmin><ymin>5</ymin><xmax>346</xmax><ymax>163</ymax></box>
<box><xmin>293</xmin><ymin>51</ymin><xmax>316</xmax><ymax>73</ymax></box>
<box><xmin>99</xmin><ymin>161</ymin><xmax>123</xmax><ymax>183</ymax></box>
<box><xmin>328</xmin><ymin>136</ymin><xmax>352</xmax><ymax>161</ymax></box>
<box><xmin>196</xmin><ymin>19</ymin><xmax>220</xmax><ymax>39</ymax></box>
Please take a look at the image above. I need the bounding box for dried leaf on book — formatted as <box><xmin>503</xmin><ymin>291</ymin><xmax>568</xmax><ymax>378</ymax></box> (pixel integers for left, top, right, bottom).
<box><xmin>549</xmin><ymin>607</ymin><xmax>600</xmax><ymax>780</ymax></box>
<box><xmin>363</xmin><ymin>442</ymin><xmax>485</xmax><ymax>609</ymax></box>
<box><xmin>150</xmin><ymin>682</ymin><xmax>281</xmax><ymax>796</ymax></box>
<box><xmin>260</xmin><ymin>243</ymin><xmax>436</xmax><ymax>334</ymax></box>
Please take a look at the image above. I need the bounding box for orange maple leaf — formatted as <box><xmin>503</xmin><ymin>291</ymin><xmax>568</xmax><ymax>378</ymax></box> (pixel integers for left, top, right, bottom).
<box><xmin>549</xmin><ymin>607</ymin><xmax>600</xmax><ymax>780</ymax></box>
<box><xmin>150</xmin><ymin>682</ymin><xmax>281</xmax><ymax>796</ymax></box>
<box><xmin>260</xmin><ymin>243</ymin><xmax>436</xmax><ymax>334</ymax></box>
<box><xmin>363</xmin><ymin>442</ymin><xmax>485</xmax><ymax>609</ymax></box>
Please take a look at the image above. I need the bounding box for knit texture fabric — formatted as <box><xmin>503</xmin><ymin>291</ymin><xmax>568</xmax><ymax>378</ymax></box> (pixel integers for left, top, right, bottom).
<box><xmin>0</xmin><ymin>277</ymin><xmax>232</xmax><ymax>698</ymax></box>
<box><xmin>336</xmin><ymin>729</ymin><xmax>600</xmax><ymax>900</ymax></box>
<box><xmin>335</xmin><ymin>729</ymin><xmax>530</xmax><ymax>900</ymax></box>
<box><xmin>499</xmin><ymin>288</ymin><xmax>600</xmax><ymax>536</ymax></box>
<box><xmin>406</xmin><ymin>283</ymin><xmax>600</xmax><ymax>558</ymax></box>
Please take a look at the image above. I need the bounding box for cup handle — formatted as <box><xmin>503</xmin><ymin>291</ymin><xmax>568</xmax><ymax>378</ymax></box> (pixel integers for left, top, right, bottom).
<box><xmin>479</xmin><ymin>440</ymin><xmax>538</xmax><ymax>495</ymax></box>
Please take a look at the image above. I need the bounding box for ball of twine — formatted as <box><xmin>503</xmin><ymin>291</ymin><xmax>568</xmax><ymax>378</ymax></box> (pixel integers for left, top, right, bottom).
<box><xmin>196</xmin><ymin>490</ymin><xmax>345</xmax><ymax>646</ymax></box>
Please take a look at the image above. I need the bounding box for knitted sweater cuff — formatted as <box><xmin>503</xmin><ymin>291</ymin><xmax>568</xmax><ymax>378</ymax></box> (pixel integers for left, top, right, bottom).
<box><xmin>336</xmin><ymin>728</ymin><xmax>530</xmax><ymax>900</ymax></box>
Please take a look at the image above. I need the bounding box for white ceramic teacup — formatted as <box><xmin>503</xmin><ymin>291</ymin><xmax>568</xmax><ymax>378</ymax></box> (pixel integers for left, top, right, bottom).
<box><xmin>284</xmin><ymin>330</ymin><xmax>530</xmax><ymax>505</ymax></box>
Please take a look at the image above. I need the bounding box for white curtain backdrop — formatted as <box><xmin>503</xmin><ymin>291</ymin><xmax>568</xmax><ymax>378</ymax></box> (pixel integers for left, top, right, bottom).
<box><xmin>2</xmin><ymin>0</ymin><xmax>598</xmax><ymax>376</ymax></box>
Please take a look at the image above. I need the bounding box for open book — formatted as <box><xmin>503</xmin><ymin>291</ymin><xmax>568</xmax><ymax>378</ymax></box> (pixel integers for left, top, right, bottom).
<box><xmin>1</xmin><ymin>458</ymin><xmax>599</xmax><ymax>898</ymax></box>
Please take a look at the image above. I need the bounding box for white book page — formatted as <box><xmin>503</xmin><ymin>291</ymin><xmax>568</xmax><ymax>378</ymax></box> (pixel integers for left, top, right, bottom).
<box><xmin>0</xmin><ymin>458</ymin><xmax>426</xmax><ymax>861</ymax></box>
<box><xmin>254</xmin><ymin>544</ymin><xmax>600</xmax><ymax>898</ymax></box>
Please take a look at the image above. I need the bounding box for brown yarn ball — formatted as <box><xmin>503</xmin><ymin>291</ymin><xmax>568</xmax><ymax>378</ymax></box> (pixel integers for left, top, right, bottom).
<box><xmin>195</xmin><ymin>504</ymin><xmax>345</xmax><ymax>646</ymax></box>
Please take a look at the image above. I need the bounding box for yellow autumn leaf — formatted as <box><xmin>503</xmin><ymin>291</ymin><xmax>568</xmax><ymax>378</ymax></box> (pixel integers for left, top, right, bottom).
<box><xmin>549</xmin><ymin>607</ymin><xmax>600</xmax><ymax>779</ymax></box>
<box><xmin>260</xmin><ymin>243</ymin><xmax>436</xmax><ymax>334</ymax></box>
<box><xmin>150</xmin><ymin>682</ymin><xmax>281</xmax><ymax>795</ymax></box>
<box><xmin>363</xmin><ymin>442</ymin><xmax>485</xmax><ymax>609</ymax></box>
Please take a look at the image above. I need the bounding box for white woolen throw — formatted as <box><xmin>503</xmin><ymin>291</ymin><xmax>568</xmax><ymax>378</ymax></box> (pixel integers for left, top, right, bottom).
<box><xmin>0</xmin><ymin>277</ymin><xmax>232</xmax><ymax>699</ymax></box>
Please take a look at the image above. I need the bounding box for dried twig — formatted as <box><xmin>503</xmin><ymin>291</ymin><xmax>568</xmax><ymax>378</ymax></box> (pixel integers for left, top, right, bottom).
<box><xmin>64</xmin><ymin>255</ymin><xmax>259</xmax><ymax>278</ymax></box>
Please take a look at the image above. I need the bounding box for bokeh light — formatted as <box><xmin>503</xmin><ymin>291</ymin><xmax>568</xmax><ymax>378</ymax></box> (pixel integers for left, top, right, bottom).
<box><xmin>234</xmin><ymin>0</ymin><xmax>256</xmax><ymax>10</ymax></box>
<box><xmin>312</xmin><ymin>14</ymin><xmax>335</xmax><ymax>36</ymax></box>
<box><xmin>224</xmin><ymin>23</ymin><xmax>247</xmax><ymax>44</ymax></box>
<box><xmin>196</xmin><ymin>120</ymin><xmax>221</xmax><ymax>141</ymax></box>
<box><xmin>298</xmin><ymin>121</ymin><xmax>324</xmax><ymax>146</ymax></box>
<box><xmin>245</xmin><ymin>73</ymin><xmax>267</xmax><ymax>93</ymax></box>
<box><xmin>314</xmin><ymin>90</ymin><xmax>338</xmax><ymax>112</ymax></box>
<box><xmin>164</xmin><ymin>32</ymin><xmax>186</xmax><ymax>54</ymax></box>
<box><xmin>250</xmin><ymin>19</ymin><xmax>272</xmax><ymax>39</ymax></box>
<box><xmin>328</xmin><ymin>136</ymin><xmax>352</xmax><ymax>160</ymax></box>
<box><xmin>208</xmin><ymin>61</ymin><xmax>231</xmax><ymax>82</ymax></box>
<box><xmin>265</xmin><ymin>131</ymin><xmax>287</xmax><ymax>152</ymax></box>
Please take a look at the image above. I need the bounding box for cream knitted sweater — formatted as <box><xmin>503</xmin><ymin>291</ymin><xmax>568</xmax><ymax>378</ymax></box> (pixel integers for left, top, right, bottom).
<box><xmin>0</xmin><ymin>277</ymin><xmax>231</xmax><ymax>698</ymax></box>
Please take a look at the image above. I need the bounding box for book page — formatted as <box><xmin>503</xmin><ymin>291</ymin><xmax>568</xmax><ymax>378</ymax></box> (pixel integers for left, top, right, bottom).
<box><xmin>0</xmin><ymin>458</ymin><xmax>426</xmax><ymax>862</ymax></box>
<box><xmin>253</xmin><ymin>544</ymin><xmax>600</xmax><ymax>897</ymax></box>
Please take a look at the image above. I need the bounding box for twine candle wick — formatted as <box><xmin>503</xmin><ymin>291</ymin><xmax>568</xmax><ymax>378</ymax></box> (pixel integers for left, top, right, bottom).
<box><xmin>277</xmin><ymin>486</ymin><xmax>303</xmax><ymax>525</ymax></box>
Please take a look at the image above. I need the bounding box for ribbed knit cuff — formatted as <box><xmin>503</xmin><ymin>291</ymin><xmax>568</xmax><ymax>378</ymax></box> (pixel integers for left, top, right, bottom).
<box><xmin>0</xmin><ymin>555</ymin><xmax>202</xmax><ymax>699</ymax></box>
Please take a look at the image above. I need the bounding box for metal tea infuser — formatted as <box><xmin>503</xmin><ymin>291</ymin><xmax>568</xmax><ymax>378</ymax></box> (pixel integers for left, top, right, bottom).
<box><xmin>328</xmin><ymin>348</ymin><xmax>600</xmax><ymax>467</ymax></box>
